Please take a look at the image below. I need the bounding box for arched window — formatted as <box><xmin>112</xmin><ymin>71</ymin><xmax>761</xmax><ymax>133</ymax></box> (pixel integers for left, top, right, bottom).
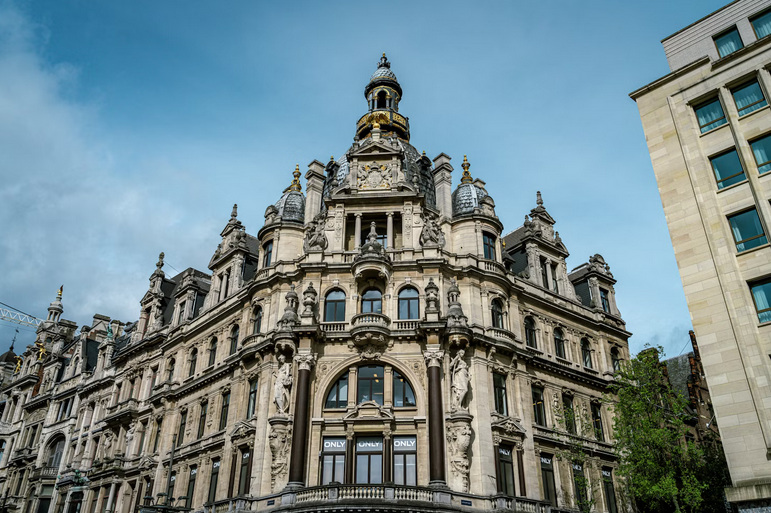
<box><xmin>188</xmin><ymin>349</ymin><xmax>197</xmax><ymax>378</ymax></box>
<box><xmin>554</xmin><ymin>328</ymin><xmax>566</xmax><ymax>359</ymax></box>
<box><xmin>611</xmin><ymin>348</ymin><xmax>620</xmax><ymax>372</ymax></box>
<box><xmin>393</xmin><ymin>371</ymin><xmax>416</xmax><ymax>407</ymax></box>
<box><xmin>581</xmin><ymin>339</ymin><xmax>593</xmax><ymax>369</ymax></box>
<box><xmin>252</xmin><ymin>307</ymin><xmax>263</xmax><ymax>335</ymax></box>
<box><xmin>398</xmin><ymin>288</ymin><xmax>420</xmax><ymax>320</ymax></box>
<box><xmin>524</xmin><ymin>317</ymin><xmax>537</xmax><ymax>348</ymax></box>
<box><xmin>361</xmin><ymin>289</ymin><xmax>382</xmax><ymax>314</ymax></box>
<box><xmin>208</xmin><ymin>338</ymin><xmax>218</xmax><ymax>367</ymax></box>
<box><xmin>167</xmin><ymin>359</ymin><xmax>176</xmax><ymax>381</ymax></box>
<box><xmin>325</xmin><ymin>290</ymin><xmax>346</xmax><ymax>322</ymax></box>
<box><xmin>491</xmin><ymin>299</ymin><xmax>504</xmax><ymax>329</ymax></box>
<box><xmin>229</xmin><ymin>325</ymin><xmax>240</xmax><ymax>355</ymax></box>
<box><xmin>325</xmin><ymin>373</ymin><xmax>349</xmax><ymax>409</ymax></box>
<box><xmin>376</xmin><ymin>90</ymin><xmax>387</xmax><ymax>109</ymax></box>
<box><xmin>357</xmin><ymin>365</ymin><xmax>384</xmax><ymax>405</ymax></box>
<box><xmin>46</xmin><ymin>437</ymin><xmax>65</xmax><ymax>468</ymax></box>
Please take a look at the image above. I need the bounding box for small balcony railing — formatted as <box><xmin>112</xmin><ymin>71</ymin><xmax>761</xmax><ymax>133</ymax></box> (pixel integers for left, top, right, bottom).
<box><xmin>350</xmin><ymin>313</ymin><xmax>390</xmax><ymax>328</ymax></box>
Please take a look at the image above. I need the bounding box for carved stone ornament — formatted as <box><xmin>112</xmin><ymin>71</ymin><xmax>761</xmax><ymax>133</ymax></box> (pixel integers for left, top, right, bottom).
<box><xmin>350</xmin><ymin>333</ymin><xmax>390</xmax><ymax>359</ymax></box>
<box><xmin>446</xmin><ymin>413</ymin><xmax>473</xmax><ymax>493</ymax></box>
<box><xmin>303</xmin><ymin>211</ymin><xmax>329</xmax><ymax>252</ymax></box>
<box><xmin>268</xmin><ymin>419</ymin><xmax>292</xmax><ymax>492</ymax></box>
<box><xmin>358</xmin><ymin>163</ymin><xmax>392</xmax><ymax>190</ymax></box>
<box><xmin>449</xmin><ymin>349</ymin><xmax>470</xmax><ymax>412</ymax></box>
<box><xmin>418</xmin><ymin>210</ymin><xmax>446</xmax><ymax>248</ymax></box>
<box><xmin>425</xmin><ymin>277</ymin><xmax>440</xmax><ymax>313</ymax></box>
<box><xmin>302</xmin><ymin>282</ymin><xmax>317</xmax><ymax>317</ymax></box>
<box><xmin>423</xmin><ymin>349</ymin><xmax>444</xmax><ymax>368</ymax></box>
<box><xmin>294</xmin><ymin>352</ymin><xmax>317</xmax><ymax>372</ymax></box>
<box><xmin>273</xmin><ymin>354</ymin><xmax>293</xmax><ymax>416</ymax></box>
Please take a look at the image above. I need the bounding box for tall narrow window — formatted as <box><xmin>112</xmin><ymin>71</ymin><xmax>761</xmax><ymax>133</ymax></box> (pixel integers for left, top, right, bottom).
<box><xmin>355</xmin><ymin>436</ymin><xmax>383</xmax><ymax>484</ymax></box>
<box><xmin>573</xmin><ymin>463</ymin><xmax>589</xmax><ymax>512</ymax></box>
<box><xmin>524</xmin><ymin>317</ymin><xmax>537</xmax><ymax>348</ymax></box>
<box><xmin>550</xmin><ymin>263</ymin><xmax>559</xmax><ymax>293</ymax></box>
<box><xmin>208</xmin><ymin>459</ymin><xmax>220</xmax><ymax>504</ymax></box>
<box><xmin>138</xmin><ymin>423</ymin><xmax>147</xmax><ymax>455</ymax></box>
<box><xmin>393</xmin><ymin>371</ymin><xmax>416</xmax><ymax>407</ymax></box>
<box><xmin>208</xmin><ymin>338</ymin><xmax>218</xmax><ymax>367</ymax></box>
<box><xmin>491</xmin><ymin>299</ymin><xmax>504</xmax><ymax>329</ymax></box>
<box><xmin>751</xmin><ymin>134</ymin><xmax>771</xmax><ymax>174</ymax></box>
<box><xmin>540</xmin><ymin>259</ymin><xmax>549</xmax><ymax>288</ymax></box>
<box><xmin>710</xmin><ymin>149</ymin><xmax>746</xmax><ymax>189</ymax></box>
<box><xmin>493</xmin><ymin>373</ymin><xmax>508</xmax><ymax>415</ymax></box>
<box><xmin>252</xmin><ymin>306</ymin><xmax>263</xmax><ymax>334</ymax></box>
<box><xmin>592</xmin><ymin>403</ymin><xmax>604</xmax><ymax>441</ymax></box>
<box><xmin>497</xmin><ymin>445</ymin><xmax>515</xmax><ymax>496</ymax></box>
<box><xmin>219</xmin><ymin>273</ymin><xmax>229</xmax><ymax>301</ymax></box>
<box><xmin>198</xmin><ymin>402</ymin><xmax>207</xmax><ymax>439</ymax></box>
<box><xmin>714</xmin><ymin>28</ymin><xmax>743</xmax><ymax>58</ymax></box>
<box><xmin>540</xmin><ymin>455</ymin><xmax>557</xmax><ymax>506</ymax></box>
<box><xmin>361</xmin><ymin>289</ymin><xmax>382</xmax><ymax>314</ymax></box>
<box><xmin>393</xmin><ymin>436</ymin><xmax>417</xmax><ymax>486</ymax></box>
<box><xmin>325</xmin><ymin>290</ymin><xmax>346</xmax><ymax>322</ymax></box>
<box><xmin>177</xmin><ymin>301</ymin><xmax>187</xmax><ymax>325</ymax></box>
<box><xmin>188</xmin><ymin>349</ymin><xmax>197</xmax><ymax>378</ymax></box>
<box><xmin>325</xmin><ymin>373</ymin><xmax>349</xmax><ymax>409</ymax></box>
<box><xmin>532</xmin><ymin>386</ymin><xmax>546</xmax><ymax>426</ymax></box>
<box><xmin>46</xmin><ymin>438</ymin><xmax>65</xmax><ymax>468</ymax></box>
<box><xmin>602</xmin><ymin>468</ymin><xmax>619</xmax><ymax>513</ymax></box>
<box><xmin>151</xmin><ymin>368</ymin><xmax>158</xmax><ymax>389</ymax></box>
<box><xmin>483</xmin><ymin>232</ymin><xmax>497</xmax><ymax>260</ymax></box>
<box><xmin>167</xmin><ymin>359</ymin><xmax>176</xmax><ymax>382</ymax></box>
<box><xmin>562</xmin><ymin>395</ymin><xmax>576</xmax><ymax>434</ymax></box>
<box><xmin>219</xmin><ymin>393</ymin><xmax>230</xmax><ymax>431</ymax></box>
<box><xmin>237</xmin><ymin>448</ymin><xmax>251</xmax><ymax>496</ymax></box>
<box><xmin>357</xmin><ymin>365</ymin><xmax>384</xmax><ymax>405</ymax></box>
<box><xmin>229</xmin><ymin>325</ymin><xmax>240</xmax><ymax>355</ymax></box>
<box><xmin>581</xmin><ymin>339</ymin><xmax>592</xmax><ymax>369</ymax></box>
<box><xmin>750</xmin><ymin>279</ymin><xmax>771</xmax><ymax>323</ymax></box>
<box><xmin>177</xmin><ymin>410</ymin><xmax>187</xmax><ymax>446</ymax></box>
<box><xmin>0</xmin><ymin>440</ymin><xmax>6</xmax><ymax>465</ymax></box>
<box><xmin>554</xmin><ymin>328</ymin><xmax>566</xmax><ymax>359</ymax></box>
<box><xmin>186</xmin><ymin>466</ymin><xmax>197</xmax><ymax>509</ymax></box>
<box><xmin>321</xmin><ymin>438</ymin><xmax>346</xmax><ymax>485</ymax></box>
<box><xmin>694</xmin><ymin>98</ymin><xmax>726</xmax><ymax>133</ymax></box>
<box><xmin>398</xmin><ymin>287</ymin><xmax>420</xmax><ymax>320</ymax></box>
<box><xmin>246</xmin><ymin>380</ymin><xmax>258</xmax><ymax>419</ymax></box>
<box><xmin>732</xmin><ymin>80</ymin><xmax>767</xmax><ymax>116</ymax></box>
<box><xmin>611</xmin><ymin>348</ymin><xmax>621</xmax><ymax>372</ymax></box>
<box><xmin>262</xmin><ymin>241</ymin><xmax>273</xmax><ymax>268</ymax></box>
<box><xmin>728</xmin><ymin>209</ymin><xmax>767</xmax><ymax>252</ymax></box>
<box><xmin>600</xmin><ymin>288</ymin><xmax>611</xmax><ymax>313</ymax></box>
<box><xmin>153</xmin><ymin>419</ymin><xmax>163</xmax><ymax>452</ymax></box>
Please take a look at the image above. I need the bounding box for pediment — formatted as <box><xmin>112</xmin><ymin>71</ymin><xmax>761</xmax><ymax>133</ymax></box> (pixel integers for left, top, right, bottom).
<box><xmin>138</xmin><ymin>455</ymin><xmax>158</xmax><ymax>470</ymax></box>
<box><xmin>348</xmin><ymin>140</ymin><xmax>401</xmax><ymax>160</ymax></box>
<box><xmin>343</xmin><ymin>401</ymin><xmax>394</xmax><ymax>421</ymax></box>
<box><xmin>229</xmin><ymin>420</ymin><xmax>256</xmax><ymax>440</ymax></box>
<box><xmin>491</xmin><ymin>415</ymin><xmax>526</xmax><ymax>437</ymax></box>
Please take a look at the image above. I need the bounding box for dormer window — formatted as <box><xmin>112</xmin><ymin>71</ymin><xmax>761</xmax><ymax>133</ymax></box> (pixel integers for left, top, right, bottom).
<box><xmin>177</xmin><ymin>301</ymin><xmax>187</xmax><ymax>324</ymax></box>
<box><xmin>600</xmin><ymin>288</ymin><xmax>611</xmax><ymax>313</ymax></box>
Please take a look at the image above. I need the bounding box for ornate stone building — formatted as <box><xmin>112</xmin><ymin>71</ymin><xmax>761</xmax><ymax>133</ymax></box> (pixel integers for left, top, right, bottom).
<box><xmin>1</xmin><ymin>55</ymin><xmax>630</xmax><ymax>513</ymax></box>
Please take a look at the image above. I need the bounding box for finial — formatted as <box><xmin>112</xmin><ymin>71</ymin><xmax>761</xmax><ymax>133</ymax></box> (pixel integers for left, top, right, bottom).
<box><xmin>536</xmin><ymin>191</ymin><xmax>543</xmax><ymax>207</ymax></box>
<box><xmin>156</xmin><ymin>252</ymin><xmax>165</xmax><ymax>270</ymax></box>
<box><xmin>383</xmin><ymin>52</ymin><xmax>386</xmax><ymax>57</ymax></box>
<box><xmin>330</xmin><ymin>155</ymin><xmax>335</xmax><ymax>162</ymax></box>
<box><xmin>378</xmin><ymin>53</ymin><xmax>390</xmax><ymax>69</ymax></box>
<box><xmin>231</xmin><ymin>204</ymin><xmax>238</xmax><ymax>220</ymax></box>
<box><xmin>422</xmin><ymin>150</ymin><xmax>426</xmax><ymax>157</ymax></box>
<box><xmin>460</xmin><ymin>155</ymin><xmax>473</xmax><ymax>184</ymax></box>
<box><xmin>57</xmin><ymin>285</ymin><xmax>63</xmax><ymax>298</ymax></box>
<box><xmin>288</xmin><ymin>164</ymin><xmax>302</xmax><ymax>192</ymax></box>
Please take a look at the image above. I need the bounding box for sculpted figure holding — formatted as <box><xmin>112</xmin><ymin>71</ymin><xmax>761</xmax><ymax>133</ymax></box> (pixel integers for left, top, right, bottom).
<box><xmin>273</xmin><ymin>355</ymin><xmax>293</xmax><ymax>415</ymax></box>
<box><xmin>450</xmin><ymin>349</ymin><xmax>470</xmax><ymax>411</ymax></box>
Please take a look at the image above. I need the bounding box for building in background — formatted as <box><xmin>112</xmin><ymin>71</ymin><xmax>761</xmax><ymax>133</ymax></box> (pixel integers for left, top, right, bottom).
<box><xmin>0</xmin><ymin>56</ymin><xmax>631</xmax><ymax>513</ymax></box>
<box><xmin>632</xmin><ymin>0</ymin><xmax>771</xmax><ymax>509</ymax></box>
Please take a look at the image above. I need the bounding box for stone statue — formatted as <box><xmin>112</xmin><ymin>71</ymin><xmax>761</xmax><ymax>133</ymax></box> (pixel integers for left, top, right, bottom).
<box><xmin>303</xmin><ymin>212</ymin><xmax>328</xmax><ymax>252</ymax></box>
<box><xmin>419</xmin><ymin>211</ymin><xmax>445</xmax><ymax>247</ymax></box>
<box><xmin>35</xmin><ymin>340</ymin><xmax>47</xmax><ymax>361</ymax></box>
<box><xmin>14</xmin><ymin>355</ymin><xmax>21</xmax><ymax>374</ymax></box>
<box><xmin>273</xmin><ymin>355</ymin><xmax>293</xmax><ymax>415</ymax></box>
<box><xmin>125</xmin><ymin>422</ymin><xmax>136</xmax><ymax>443</ymax></box>
<box><xmin>450</xmin><ymin>349</ymin><xmax>470</xmax><ymax>411</ymax></box>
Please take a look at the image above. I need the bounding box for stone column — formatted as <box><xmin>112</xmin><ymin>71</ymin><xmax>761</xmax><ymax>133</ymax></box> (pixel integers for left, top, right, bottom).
<box><xmin>383</xmin><ymin>430</ymin><xmax>392</xmax><ymax>484</ymax></box>
<box><xmin>516</xmin><ymin>442</ymin><xmax>526</xmax><ymax>496</ymax></box>
<box><xmin>423</xmin><ymin>348</ymin><xmax>446</xmax><ymax>487</ymax></box>
<box><xmin>354</xmin><ymin>214</ymin><xmax>362</xmax><ymax>250</ymax></box>
<box><xmin>105</xmin><ymin>481</ymin><xmax>118</xmax><ymax>513</ymax></box>
<box><xmin>287</xmin><ymin>353</ymin><xmax>316</xmax><ymax>487</ymax></box>
<box><xmin>386</xmin><ymin>212</ymin><xmax>394</xmax><ymax>249</ymax></box>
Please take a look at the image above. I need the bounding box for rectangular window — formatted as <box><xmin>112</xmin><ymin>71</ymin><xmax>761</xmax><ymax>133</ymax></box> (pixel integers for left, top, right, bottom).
<box><xmin>592</xmin><ymin>403</ymin><xmax>604</xmax><ymax>442</ymax></box>
<box><xmin>573</xmin><ymin>463</ymin><xmax>588</xmax><ymax>511</ymax></box>
<box><xmin>563</xmin><ymin>396</ymin><xmax>576</xmax><ymax>434</ymax></box>
<box><xmin>219</xmin><ymin>393</ymin><xmax>230</xmax><ymax>431</ymax></box>
<box><xmin>167</xmin><ymin>471</ymin><xmax>176</xmax><ymax>498</ymax></box>
<box><xmin>138</xmin><ymin>422</ymin><xmax>147</xmax><ymax>454</ymax></box>
<box><xmin>246</xmin><ymin>380</ymin><xmax>258</xmax><ymax>419</ymax></box>
<box><xmin>208</xmin><ymin>459</ymin><xmax>220</xmax><ymax>504</ymax></box>
<box><xmin>177</xmin><ymin>411</ymin><xmax>187</xmax><ymax>446</ymax></box>
<box><xmin>186</xmin><ymin>466</ymin><xmax>197</xmax><ymax>509</ymax></box>
<box><xmin>153</xmin><ymin>419</ymin><xmax>162</xmax><ymax>452</ymax></box>
<box><xmin>493</xmin><ymin>373</ymin><xmax>508</xmax><ymax>416</ymax></box>
<box><xmin>550</xmin><ymin>263</ymin><xmax>559</xmax><ymax>293</ymax></box>
<box><xmin>602</xmin><ymin>468</ymin><xmax>618</xmax><ymax>513</ymax></box>
<box><xmin>694</xmin><ymin>98</ymin><xmax>727</xmax><ymax>133</ymax></box>
<box><xmin>540</xmin><ymin>455</ymin><xmax>557</xmax><ymax>507</ymax></box>
<box><xmin>321</xmin><ymin>438</ymin><xmax>346</xmax><ymax>485</ymax></box>
<box><xmin>751</xmin><ymin>279</ymin><xmax>771</xmax><ymax>323</ymax></box>
<box><xmin>728</xmin><ymin>209</ymin><xmax>767</xmax><ymax>252</ymax></box>
<box><xmin>600</xmin><ymin>288</ymin><xmax>611</xmax><ymax>313</ymax></box>
<box><xmin>714</xmin><ymin>28</ymin><xmax>743</xmax><ymax>58</ymax></box>
<box><xmin>393</xmin><ymin>436</ymin><xmax>417</xmax><ymax>486</ymax></box>
<box><xmin>238</xmin><ymin>449</ymin><xmax>251</xmax><ymax>496</ymax></box>
<box><xmin>540</xmin><ymin>258</ymin><xmax>549</xmax><ymax>289</ymax></box>
<box><xmin>733</xmin><ymin>80</ymin><xmax>767</xmax><ymax>116</ymax></box>
<box><xmin>356</xmin><ymin>366</ymin><xmax>384</xmax><ymax>405</ymax></box>
<box><xmin>178</xmin><ymin>301</ymin><xmax>186</xmax><ymax>324</ymax></box>
<box><xmin>710</xmin><ymin>149</ymin><xmax>746</xmax><ymax>189</ymax></box>
<box><xmin>483</xmin><ymin>232</ymin><xmax>497</xmax><ymax>260</ymax></box>
<box><xmin>497</xmin><ymin>445</ymin><xmax>516</xmax><ymax>496</ymax></box>
<box><xmin>752</xmin><ymin>9</ymin><xmax>771</xmax><ymax>39</ymax></box>
<box><xmin>355</xmin><ymin>437</ymin><xmax>383</xmax><ymax>484</ymax></box>
<box><xmin>262</xmin><ymin>241</ymin><xmax>273</xmax><ymax>268</ymax></box>
<box><xmin>751</xmin><ymin>134</ymin><xmax>771</xmax><ymax>174</ymax></box>
<box><xmin>198</xmin><ymin>402</ymin><xmax>207</xmax><ymax>439</ymax></box>
<box><xmin>532</xmin><ymin>387</ymin><xmax>546</xmax><ymax>426</ymax></box>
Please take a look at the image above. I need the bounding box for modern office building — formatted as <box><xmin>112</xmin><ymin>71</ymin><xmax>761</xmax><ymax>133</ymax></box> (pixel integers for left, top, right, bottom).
<box><xmin>1</xmin><ymin>55</ymin><xmax>631</xmax><ymax>513</ymax></box>
<box><xmin>632</xmin><ymin>1</ymin><xmax>771</xmax><ymax>509</ymax></box>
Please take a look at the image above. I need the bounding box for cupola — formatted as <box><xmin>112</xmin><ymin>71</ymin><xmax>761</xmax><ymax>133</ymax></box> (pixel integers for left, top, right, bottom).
<box><xmin>357</xmin><ymin>53</ymin><xmax>410</xmax><ymax>142</ymax></box>
<box><xmin>452</xmin><ymin>156</ymin><xmax>493</xmax><ymax>217</ymax></box>
<box><xmin>273</xmin><ymin>165</ymin><xmax>306</xmax><ymax>223</ymax></box>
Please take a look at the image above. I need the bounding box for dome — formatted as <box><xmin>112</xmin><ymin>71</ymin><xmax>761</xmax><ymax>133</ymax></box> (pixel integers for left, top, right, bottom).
<box><xmin>370</xmin><ymin>66</ymin><xmax>397</xmax><ymax>82</ymax></box>
<box><xmin>364</xmin><ymin>53</ymin><xmax>402</xmax><ymax>98</ymax></box>
<box><xmin>275</xmin><ymin>190</ymin><xmax>305</xmax><ymax>223</ymax></box>
<box><xmin>451</xmin><ymin>156</ymin><xmax>488</xmax><ymax>217</ymax></box>
<box><xmin>0</xmin><ymin>347</ymin><xmax>15</xmax><ymax>364</ymax></box>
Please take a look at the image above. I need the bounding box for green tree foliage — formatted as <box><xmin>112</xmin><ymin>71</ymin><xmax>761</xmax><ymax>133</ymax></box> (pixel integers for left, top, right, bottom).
<box><xmin>609</xmin><ymin>346</ymin><xmax>729</xmax><ymax>513</ymax></box>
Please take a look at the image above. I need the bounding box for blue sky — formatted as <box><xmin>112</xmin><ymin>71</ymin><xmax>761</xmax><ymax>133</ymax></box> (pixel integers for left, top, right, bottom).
<box><xmin>0</xmin><ymin>0</ymin><xmax>730</xmax><ymax>357</ymax></box>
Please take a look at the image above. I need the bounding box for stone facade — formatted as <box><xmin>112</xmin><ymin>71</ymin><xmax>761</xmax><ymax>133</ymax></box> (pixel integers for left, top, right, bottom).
<box><xmin>2</xmin><ymin>55</ymin><xmax>630</xmax><ymax>513</ymax></box>
<box><xmin>632</xmin><ymin>0</ymin><xmax>771</xmax><ymax>509</ymax></box>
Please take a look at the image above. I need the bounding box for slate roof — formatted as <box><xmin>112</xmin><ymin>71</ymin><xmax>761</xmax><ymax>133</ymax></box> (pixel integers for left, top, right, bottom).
<box><xmin>452</xmin><ymin>182</ymin><xmax>488</xmax><ymax>217</ymax></box>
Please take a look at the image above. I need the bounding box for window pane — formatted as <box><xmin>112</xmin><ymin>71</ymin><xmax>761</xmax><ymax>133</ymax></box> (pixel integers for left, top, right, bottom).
<box><xmin>325</xmin><ymin>302</ymin><xmax>335</xmax><ymax>322</ymax></box>
<box><xmin>729</xmin><ymin>209</ymin><xmax>767</xmax><ymax>252</ymax></box>
<box><xmin>356</xmin><ymin>455</ymin><xmax>368</xmax><ymax>483</ymax></box>
<box><xmin>399</xmin><ymin>300</ymin><xmax>409</xmax><ymax>320</ymax></box>
<box><xmin>358</xmin><ymin>381</ymin><xmax>371</xmax><ymax>403</ymax></box>
<box><xmin>370</xmin><ymin>454</ymin><xmax>382</xmax><ymax>484</ymax></box>
<box><xmin>733</xmin><ymin>81</ymin><xmax>767</xmax><ymax>116</ymax></box>
<box><xmin>338</xmin><ymin>377</ymin><xmax>348</xmax><ymax>404</ymax></box>
<box><xmin>753</xmin><ymin>10</ymin><xmax>771</xmax><ymax>38</ymax></box>
<box><xmin>751</xmin><ymin>280</ymin><xmax>771</xmax><ymax>323</ymax></box>
<box><xmin>715</xmin><ymin>29</ymin><xmax>743</xmax><ymax>57</ymax></box>
<box><xmin>711</xmin><ymin>150</ymin><xmax>746</xmax><ymax>188</ymax></box>
<box><xmin>394</xmin><ymin>454</ymin><xmax>405</xmax><ymax>485</ymax></box>
<box><xmin>372</xmin><ymin>377</ymin><xmax>384</xmax><ymax>405</ymax></box>
<box><xmin>334</xmin><ymin>455</ymin><xmax>345</xmax><ymax>483</ymax></box>
<box><xmin>394</xmin><ymin>376</ymin><xmax>404</xmax><ymax>407</ymax></box>
<box><xmin>406</xmin><ymin>454</ymin><xmax>417</xmax><ymax>486</ymax></box>
<box><xmin>322</xmin><ymin>455</ymin><xmax>334</xmax><ymax>485</ymax></box>
<box><xmin>752</xmin><ymin>135</ymin><xmax>771</xmax><ymax>174</ymax></box>
<box><xmin>359</xmin><ymin>366</ymin><xmax>382</xmax><ymax>378</ymax></box>
<box><xmin>695</xmin><ymin>99</ymin><xmax>726</xmax><ymax>133</ymax></box>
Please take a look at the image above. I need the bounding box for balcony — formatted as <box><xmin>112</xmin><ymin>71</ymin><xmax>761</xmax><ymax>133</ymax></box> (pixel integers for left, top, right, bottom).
<box><xmin>30</xmin><ymin>466</ymin><xmax>58</xmax><ymax>479</ymax></box>
<box><xmin>103</xmin><ymin>398</ymin><xmax>139</xmax><ymax>424</ymax></box>
<box><xmin>484</xmin><ymin>327</ymin><xmax>517</xmax><ymax>345</ymax></box>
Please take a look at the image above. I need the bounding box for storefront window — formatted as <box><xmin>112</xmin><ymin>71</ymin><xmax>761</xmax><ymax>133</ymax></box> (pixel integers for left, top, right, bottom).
<box><xmin>393</xmin><ymin>436</ymin><xmax>417</xmax><ymax>486</ymax></box>
<box><xmin>321</xmin><ymin>437</ymin><xmax>346</xmax><ymax>485</ymax></box>
<box><xmin>355</xmin><ymin>436</ymin><xmax>383</xmax><ymax>484</ymax></box>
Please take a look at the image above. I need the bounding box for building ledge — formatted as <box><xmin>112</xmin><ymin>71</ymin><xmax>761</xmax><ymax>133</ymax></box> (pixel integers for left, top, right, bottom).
<box><xmin>725</xmin><ymin>481</ymin><xmax>771</xmax><ymax>503</ymax></box>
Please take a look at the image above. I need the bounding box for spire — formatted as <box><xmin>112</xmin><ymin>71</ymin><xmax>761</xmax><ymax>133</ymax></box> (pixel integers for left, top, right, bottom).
<box><xmin>536</xmin><ymin>191</ymin><xmax>543</xmax><ymax>207</ymax></box>
<box><xmin>378</xmin><ymin>52</ymin><xmax>390</xmax><ymax>69</ymax></box>
<box><xmin>287</xmin><ymin>164</ymin><xmax>302</xmax><ymax>192</ymax></box>
<box><xmin>460</xmin><ymin>155</ymin><xmax>473</xmax><ymax>184</ymax></box>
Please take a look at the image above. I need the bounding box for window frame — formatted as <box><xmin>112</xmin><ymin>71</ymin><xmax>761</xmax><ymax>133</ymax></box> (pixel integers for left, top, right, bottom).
<box><xmin>491</xmin><ymin>299</ymin><xmax>504</xmax><ymax>329</ymax></box>
<box><xmin>186</xmin><ymin>466</ymin><xmax>197</xmax><ymax>509</ymax></box>
<box><xmin>483</xmin><ymin>232</ymin><xmax>497</xmax><ymax>260</ymax></box>
<box><xmin>750</xmin><ymin>277</ymin><xmax>771</xmax><ymax>323</ymax></box>
<box><xmin>393</xmin><ymin>371</ymin><xmax>416</xmax><ymax>408</ymax></box>
<box><xmin>237</xmin><ymin>447</ymin><xmax>251</xmax><ymax>496</ymax></box>
<box><xmin>325</xmin><ymin>373</ymin><xmax>349</xmax><ymax>409</ymax></box>
<box><xmin>752</xmin><ymin>7</ymin><xmax>771</xmax><ymax>39</ymax></box>
<box><xmin>398</xmin><ymin>287</ymin><xmax>420</xmax><ymax>320</ymax></box>
<box><xmin>592</xmin><ymin>403</ymin><xmax>605</xmax><ymax>442</ymax></box>
<box><xmin>693</xmin><ymin>97</ymin><xmax>727</xmax><ymax>133</ymax></box>
<box><xmin>731</xmin><ymin>79</ymin><xmax>768</xmax><ymax>117</ymax></box>
<box><xmin>188</xmin><ymin>349</ymin><xmax>197</xmax><ymax>378</ymax></box>
<box><xmin>524</xmin><ymin>317</ymin><xmax>537</xmax><ymax>348</ymax></box>
<box><xmin>709</xmin><ymin>148</ymin><xmax>747</xmax><ymax>189</ymax></box>
<box><xmin>554</xmin><ymin>328</ymin><xmax>566</xmax><ymax>359</ymax></box>
<box><xmin>320</xmin><ymin>437</ymin><xmax>346</xmax><ymax>485</ymax></box>
<box><xmin>581</xmin><ymin>339</ymin><xmax>593</xmax><ymax>369</ymax></box>
<box><xmin>219</xmin><ymin>392</ymin><xmax>230</xmax><ymax>431</ymax></box>
<box><xmin>497</xmin><ymin>444</ymin><xmax>516</xmax><ymax>496</ymax></box>
<box><xmin>493</xmin><ymin>372</ymin><xmax>508</xmax><ymax>416</ymax></box>
<box><xmin>229</xmin><ymin>325</ymin><xmax>240</xmax><ymax>355</ymax></box>
<box><xmin>393</xmin><ymin>436</ymin><xmax>417</xmax><ymax>486</ymax></box>
<box><xmin>728</xmin><ymin>207</ymin><xmax>768</xmax><ymax>252</ymax></box>
<box><xmin>177</xmin><ymin>410</ymin><xmax>187</xmax><ymax>446</ymax></box>
<box><xmin>262</xmin><ymin>240</ymin><xmax>273</xmax><ymax>268</ymax></box>
<box><xmin>208</xmin><ymin>338</ymin><xmax>217</xmax><ymax>367</ymax></box>
<box><xmin>207</xmin><ymin>459</ymin><xmax>220</xmax><ymax>504</ymax></box>
<box><xmin>361</xmin><ymin>288</ymin><xmax>383</xmax><ymax>314</ymax></box>
<box><xmin>750</xmin><ymin>133</ymin><xmax>771</xmax><ymax>174</ymax></box>
<box><xmin>252</xmin><ymin>306</ymin><xmax>263</xmax><ymax>335</ymax></box>
<box><xmin>532</xmin><ymin>386</ymin><xmax>546</xmax><ymax>426</ymax></box>
<box><xmin>562</xmin><ymin>395</ymin><xmax>576</xmax><ymax>434</ymax></box>
<box><xmin>246</xmin><ymin>379</ymin><xmax>258</xmax><ymax>419</ymax></box>
<box><xmin>355</xmin><ymin>436</ymin><xmax>384</xmax><ymax>485</ymax></box>
<box><xmin>198</xmin><ymin>402</ymin><xmax>207</xmax><ymax>439</ymax></box>
<box><xmin>713</xmin><ymin>26</ymin><xmax>744</xmax><ymax>58</ymax></box>
<box><xmin>357</xmin><ymin>365</ymin><xmax>385</xmax><ymax>405</ymax></box>
<box><xmin>324</xmin><ymin>290</ymin><xmax>346</xmax><ymax>322</ymax></box>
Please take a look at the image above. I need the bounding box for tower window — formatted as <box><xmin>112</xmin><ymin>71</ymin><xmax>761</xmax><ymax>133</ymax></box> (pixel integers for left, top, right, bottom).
<box><xmin>376</xmin><ymin>91</ymin><xmax>387</xmax><ymax>109</ymax></box>
<box><xmin>262</xmin><ymin>241</ymin><xmax>273</xmax><ymax>267</ymax></box>
<box><xmin>483</xmin><ymin>232</ymin><xmax>497</xmax><ymax>260</ymax></box>
<box><xmin>491</xmin><ymin>299</ymin><xmax>504</xmax><ymax>329</ymax></box>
